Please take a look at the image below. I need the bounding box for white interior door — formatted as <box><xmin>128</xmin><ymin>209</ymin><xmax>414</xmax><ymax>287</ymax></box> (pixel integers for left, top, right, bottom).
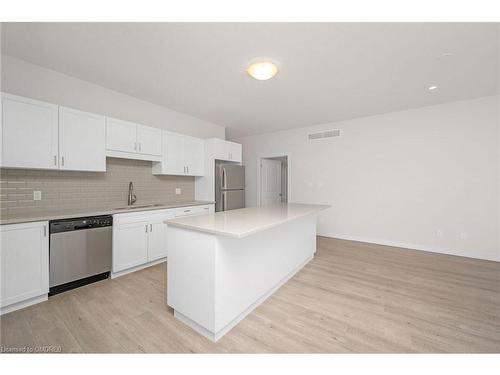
<box><xmin>260</xmin><ymin>159</ymin><xmax>282</xmax><ymax>206</ymax></box>
<box><xmin>59</xmin><ymin>107</ymin><xmax>106</xmax><ymax>171</ymax></box>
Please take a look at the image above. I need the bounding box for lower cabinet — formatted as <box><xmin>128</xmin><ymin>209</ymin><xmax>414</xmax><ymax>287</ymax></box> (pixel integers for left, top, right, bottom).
<box><xmin>0</xmin><ymin>221</ymin><xmax>49</xmax><ymax>314</ymax></box>
<box><xmin>113</xmin><ymin>221</ymin><xmax>150</xmax><ymax>272</ymax></box>
<box><xmin>112</xmin><ymin>205</ymin><xmax>213</xmax><ymax>275</ymax></box>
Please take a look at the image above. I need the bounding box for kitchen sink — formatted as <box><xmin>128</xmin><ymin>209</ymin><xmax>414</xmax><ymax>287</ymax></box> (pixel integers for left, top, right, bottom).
<box><xmin>113</xmin><ymin>204</ymin><xmax>165</xmax><ymax>210</ymax></box>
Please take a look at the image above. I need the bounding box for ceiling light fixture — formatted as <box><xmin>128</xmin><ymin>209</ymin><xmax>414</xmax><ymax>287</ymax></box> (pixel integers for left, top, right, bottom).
<box><xmin>247</xmin><ymin>61</ymin><xmax>278</xmax><ymax>81</ymax></box>
<box><xmin>428</xmin><ymin>85</ymin><xmax>437</xmax><ymax>90</ymax></box>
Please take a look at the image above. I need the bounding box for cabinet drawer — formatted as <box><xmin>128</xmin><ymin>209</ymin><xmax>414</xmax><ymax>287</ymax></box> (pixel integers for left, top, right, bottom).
<box><xmin>175</xmin><ymin>204</ymin><xmax>214</xmax><ymax>217</ymax></box>
<box><xmin>113</xmin><ymin>208</ymin><xmax>175</xmax><ymax>226</ymax></box>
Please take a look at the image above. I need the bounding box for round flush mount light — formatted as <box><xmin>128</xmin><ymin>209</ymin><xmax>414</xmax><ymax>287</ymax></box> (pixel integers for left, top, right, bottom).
<box><xmin>428</xmin><ymin>85</ymin><xmax>438</xmax><ymax>90</ymax></box>
<box><xmin>247</xmin><ymin>61</ymin><xmax>278</xmax><ymax>81</ymax></box>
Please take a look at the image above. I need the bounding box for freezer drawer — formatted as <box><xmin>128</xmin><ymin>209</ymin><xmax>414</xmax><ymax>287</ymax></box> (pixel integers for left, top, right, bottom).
<box><xmin>221</xmin><ymin>190</ymin><xmax>245</xmax><ymax>211</ymax></box>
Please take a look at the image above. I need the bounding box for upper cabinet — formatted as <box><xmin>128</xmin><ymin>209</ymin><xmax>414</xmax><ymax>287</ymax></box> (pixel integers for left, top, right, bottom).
<box><xmin>183</xmin><ymin>135</ymin><xmax>204</xmax><ymax>176</ymax></box>
<box><xmin>1</xmin><ymin>93</ymin><xmax>59</xmax><ymax>169</ymax></box>
<box><xmin>106</xmin><ymin>118</ymin><xmax>137</xmax><ymax>154</ymax></box>
<box><xmin>137</xmin><ymin>124</ymin><xmax>162</xmax><ymax>156</ymax></box>
<box><xmin>208</xmin><ymin>138</ymin><xmax>242</xmax><ymax>163</ymax></box>
<box><xmin>152</xmin><ymin>131</ymin><xmax>204</xmax><ymax>176</ymax></box>
<box><xmin>1</xmin><ymin>93</ymin><xmax>106</xmax><ymax>172</ymax></box>
<box><xmin>106</xmin><ymin>117</ymin><xmax>161</xmax><ymax>161</ymax></box>
<box><xmin>59</xmin><ymin>107</ymin><xmax>106</xmax><ymax>172</ymax></box>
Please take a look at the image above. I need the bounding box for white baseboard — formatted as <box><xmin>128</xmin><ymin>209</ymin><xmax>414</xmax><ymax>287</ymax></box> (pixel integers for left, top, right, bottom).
<box><xmin>111</xmin><ymin>258</ymin><xmax>167</xmax><ymax>279</ymax></box>
<box><xmin>0</xmin><ymin>294</ymin><xmax>48</xmax><ymax>316</ymax></box>
<box><xmin>320</xmin><ymin>233</ymin><xmax>499</xmax><ymax>262</ymax></box>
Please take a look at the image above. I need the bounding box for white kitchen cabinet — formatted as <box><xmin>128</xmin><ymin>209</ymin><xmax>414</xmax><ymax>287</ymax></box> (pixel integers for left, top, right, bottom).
<box><xmin>226</xmin><ymin>141</ymin><xmax>242</xmax><ymax>162</ymax></box>
<box><xmin>59</xmin><ymin>106</ymin><xmax>106</xmax><ymax>172</ymax></box>
<box><xmin>106</xmin><ymin>117</ymin><xmax>137</xmax><ymax>154</ymax></box>
<box><xmin>0</xmin><ymin>221</ymin><xmax>49</xmax><ymax>314</ymax></box>
<box><xmin>106</xmin><ymin>117</ymin><xmax>162</xmax><ymax>161</ymax></box>
<box><xmin>152</xmin><ymin>131</ymin><xmax>204</xmax><ymax>176</ymax></box>
<box><xmin>148</xmin><ymin>211</ymin><xmax>175</xmax><ymax>261</ymax></box>
<box><xmin>207</xmin><ymin>138</ymin><xmax>242</xmax><ymax>163</ymax></box>
<box><xmin>113</xmin><ymin>221</ymin><xmax>149</xmax><ymax>273</ymax></box>
<box><xmin>112</xmin><ymin>205</ymin><xmax>213</xmax><ymax>276</ymax></box>
<box><xmin>184</xmin><ymin>135</ymin><xmax>204</xmax><ymax>176</ymax></box>
<box><xmin>137</xmin><ymin>124</ymin><xmax>162</xmax><ymax>156</ymax></box>
<box><xmin>1</xmin><ymin>93</ymin><xmax>59</xmax><ymax>169</ymax></box>
<box><xmin>112</xmin><ymin>209</ymin><xmax>175</xmax><ymax>274</ymax></box>
<box><xmin>157</xmin><ymin>131</ymin><xmax>185</xmax><ymax>175</ymax></box>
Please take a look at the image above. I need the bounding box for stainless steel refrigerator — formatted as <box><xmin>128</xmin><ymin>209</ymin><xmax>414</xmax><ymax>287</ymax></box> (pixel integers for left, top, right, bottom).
<box><xmin>215</xmin><ymin>162</ymin><xmax>245</xmax><ymax>212</ymax></box>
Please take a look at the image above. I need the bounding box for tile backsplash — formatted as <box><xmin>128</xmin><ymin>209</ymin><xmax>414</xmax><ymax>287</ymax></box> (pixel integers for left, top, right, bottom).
<box><xmin>0</xmin><ymin>158</ymin><xmax>195</xmax><ymax>219</ymax></box>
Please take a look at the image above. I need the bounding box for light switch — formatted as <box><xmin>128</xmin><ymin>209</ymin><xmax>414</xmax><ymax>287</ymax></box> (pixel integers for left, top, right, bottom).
<box><xmin>175</xmin><ymin>188</ymin><xmax>182</xmax><ymax>195</ymax></box>
<box><xmin>33</xmin><ymin>191</ymin><xmax>42</xmax><ymax>200</ymax></box>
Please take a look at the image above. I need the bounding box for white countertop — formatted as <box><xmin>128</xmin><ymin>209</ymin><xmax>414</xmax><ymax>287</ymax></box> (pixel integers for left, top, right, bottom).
<box><xmin>0</xmin><ymin>201</ymin><xmax>215</xmax><ymax>225</ymax></box>
<box><xmin>165</xmin><ymin>203</ymin><xmax>329</xmax><ymax>238</ymax></box>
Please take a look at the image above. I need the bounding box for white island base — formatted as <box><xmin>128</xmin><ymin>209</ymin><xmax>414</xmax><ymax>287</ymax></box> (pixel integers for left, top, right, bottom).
<box><xmin>166</xmin><ymin>204</ymin><xmax>327</xmax><ymax>342</ymax></box>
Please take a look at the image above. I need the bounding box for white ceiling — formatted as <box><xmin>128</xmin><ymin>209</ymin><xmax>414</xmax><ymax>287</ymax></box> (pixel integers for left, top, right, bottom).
<box><xmin>2</xmin><ymin>23</ymin><xmax>499</xmax><ymax>138</ymax></box>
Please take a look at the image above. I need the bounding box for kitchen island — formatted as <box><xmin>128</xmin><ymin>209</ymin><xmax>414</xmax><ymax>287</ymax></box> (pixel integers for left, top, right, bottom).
<box><xmin>165</xmin><ymin>203</ymin><xmax>328</xmax><ymax>342</ymax></box>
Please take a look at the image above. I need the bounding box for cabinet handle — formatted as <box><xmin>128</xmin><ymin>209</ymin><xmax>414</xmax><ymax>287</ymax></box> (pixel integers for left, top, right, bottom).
<box><xmin>187</xmin><ymin>166</ymin><xmax>189</xmax><ymax>174</ymax></box>
<box><xmin>150</xmin><ymin>224</ymin><xmax>153</xmax><ymax>232</ymax></box>
<box><xmin>134</xmin><ymin>142</ymin><xmax>137</xmax><ymax>151</ymax></box>
<box><xmin>139</xmin><ymin>143</ymin><xmax>142</xmax><ymax>152</ymax></box>
<box><xmin>43</xmin><ymin>225</ymin><xmax>47</xmax><ymax>237</ymax></box>
<box><xmin>54</xmin><ymin>155</ymin><xmax>57</xmax><ymax>166</ymax></box>
<box><xmin>61</xmin><ymin>156</ymin><xmax>65</xmax><ymax>167</ymax></box>
<box><xmin>145</xmin><ymin>224</ymin><xmax>148</xmax><ymax>233</ymax></box>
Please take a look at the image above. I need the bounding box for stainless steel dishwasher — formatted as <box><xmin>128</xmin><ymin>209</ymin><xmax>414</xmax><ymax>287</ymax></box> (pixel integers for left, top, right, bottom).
<box><xmin>49</xmin><ymin>215</ymin><xmax>112</xmax><ymax>296</ymax></box>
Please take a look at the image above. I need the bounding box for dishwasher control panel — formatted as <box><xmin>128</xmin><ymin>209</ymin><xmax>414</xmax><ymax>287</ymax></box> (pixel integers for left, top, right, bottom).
<box><xmin>50</xmin><ymin>215</ymin><xmax>113</xmax><ymax>234</ymax></box>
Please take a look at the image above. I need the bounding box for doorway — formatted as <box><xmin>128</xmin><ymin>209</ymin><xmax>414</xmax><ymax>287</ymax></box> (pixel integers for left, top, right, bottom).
<box><xmin>259</xmin><ymin>155</ymin><xmax>289</xmax><ymax>206</ymax></box>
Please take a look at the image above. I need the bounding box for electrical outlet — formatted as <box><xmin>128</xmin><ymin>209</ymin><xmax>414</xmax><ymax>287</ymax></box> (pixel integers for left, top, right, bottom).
<box><xmin>436</xmin><ymin>229</ymin><xmax>443</xmax><ymax>237</ymax></box>
<box><xmin>33</xmin><ymin>191</ymin><xmax>42</xmax><ymax>201</ymax></box>
<box><xmin>175</xmin><ymin>188</ymin><xmax>182</xmax><ymax>195</ymax></box>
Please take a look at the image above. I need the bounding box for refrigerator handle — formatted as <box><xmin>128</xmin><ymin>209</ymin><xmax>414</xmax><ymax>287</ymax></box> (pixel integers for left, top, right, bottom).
<box><xmin>222</xmin><ymin>191</ymin><xmax>226</xmax><ymax>211</ymax></box>
<box><xmin>221</xmin><ymin>167</ymin><xmax>227</xmax><ymax>190</ymax></box>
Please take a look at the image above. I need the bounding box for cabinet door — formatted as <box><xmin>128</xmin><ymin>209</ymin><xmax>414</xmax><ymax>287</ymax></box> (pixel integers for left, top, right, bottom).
<box><xmin>106</xmin><ymin>117</ymin><xmax>137</xmax><ymax>154</ymax></box>
<box><xmin>0</xmin><ymin>221</ymin><xmax>49</xmax><ymax>308</ymax></box>
<box><xmin>184</xmin><ymin>135</ymin><xmax>204</xmax><ymax>176</ymax></box>
<box><xmin>212</xmin><ymin>138</ymin><xmax>229</xmax><ymax>161</ymax></box>
<box><xmin>1</xmin><ymin>93</ymin><xmax>59</xmax><ymax>169</ymax></box>
<box><xmin>162</xmin><ymin>131</ymin><xmax>185</xmax><ymax>175</ymax></box>
<box><xmin>137</xmin><ymin>124</ymin><xmax>162</xmax><ymax>156</ymax></box>
<box><xmin>227</xmin><ymin>141</ymin><xmax>242</xmax><ymax>162</ymax></box>
<box><xmin>148</xmin><ymin>212</ymin><xmax>175</xmax><ymax>261</ymax></box>
<box><xmin>59</xmin><ymin>107</ymin><xmax>106</xmax><ymax>172</ymax></box>
<box><xmin>113</xmin><ymin>222</ymin><xmax>149</xmax><ymax>272</ymax></box>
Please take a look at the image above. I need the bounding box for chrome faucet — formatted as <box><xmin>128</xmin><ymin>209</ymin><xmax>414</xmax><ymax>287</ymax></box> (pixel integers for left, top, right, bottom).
<box><xmin>128</xmin><ymin>182</ymin><xmax>137</xmax><ymax>206</ymax></box>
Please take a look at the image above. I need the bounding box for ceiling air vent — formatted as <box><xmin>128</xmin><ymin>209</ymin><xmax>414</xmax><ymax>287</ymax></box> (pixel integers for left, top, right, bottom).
<box><xmin>308</xmin><ymin>129</ymin><xmax>340</xmax><ymax>140</ymax></box>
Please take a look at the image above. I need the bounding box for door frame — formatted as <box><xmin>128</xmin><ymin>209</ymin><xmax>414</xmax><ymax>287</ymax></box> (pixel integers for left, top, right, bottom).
<box><xmin>257</xmin><ymin>153</ymin><xmax>291</xmax><ymax>206</ymax></box>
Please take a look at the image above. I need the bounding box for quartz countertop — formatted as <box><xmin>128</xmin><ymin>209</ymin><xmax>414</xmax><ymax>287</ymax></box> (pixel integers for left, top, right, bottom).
<box><xmin>0</xmin><ymin>200</ymin><xmax>215</xmax><ymax>225</ymax></box>
<box><xmin>165</xmin><ymin>203</ymin><xmax>329</xmax><ymax>238</ymax></box>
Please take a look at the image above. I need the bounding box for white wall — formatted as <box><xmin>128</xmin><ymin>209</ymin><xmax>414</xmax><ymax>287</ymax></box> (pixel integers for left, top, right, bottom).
<box><xmin>0</xmin><ymin>55</ymin><xmax>225</xmax><ymax>139</ymax></box>
<box><xmin>236</xmin><ymin>96</ymin><xmax>500</xmax><ymax>261</ymax></box>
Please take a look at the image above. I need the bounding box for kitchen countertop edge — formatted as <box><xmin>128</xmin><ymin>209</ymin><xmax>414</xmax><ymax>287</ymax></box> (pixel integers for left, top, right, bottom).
<box><xmin>0</xmin><ymin>201</ymin><xmax>215</xmax><ymax>225</ymax></box>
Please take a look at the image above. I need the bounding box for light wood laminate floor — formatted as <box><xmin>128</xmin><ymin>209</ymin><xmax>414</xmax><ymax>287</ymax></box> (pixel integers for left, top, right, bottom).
<box><xmin>1</xmin><ymin>237</ymin><xmax>499</xmax><ymax>353</ymax></box>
